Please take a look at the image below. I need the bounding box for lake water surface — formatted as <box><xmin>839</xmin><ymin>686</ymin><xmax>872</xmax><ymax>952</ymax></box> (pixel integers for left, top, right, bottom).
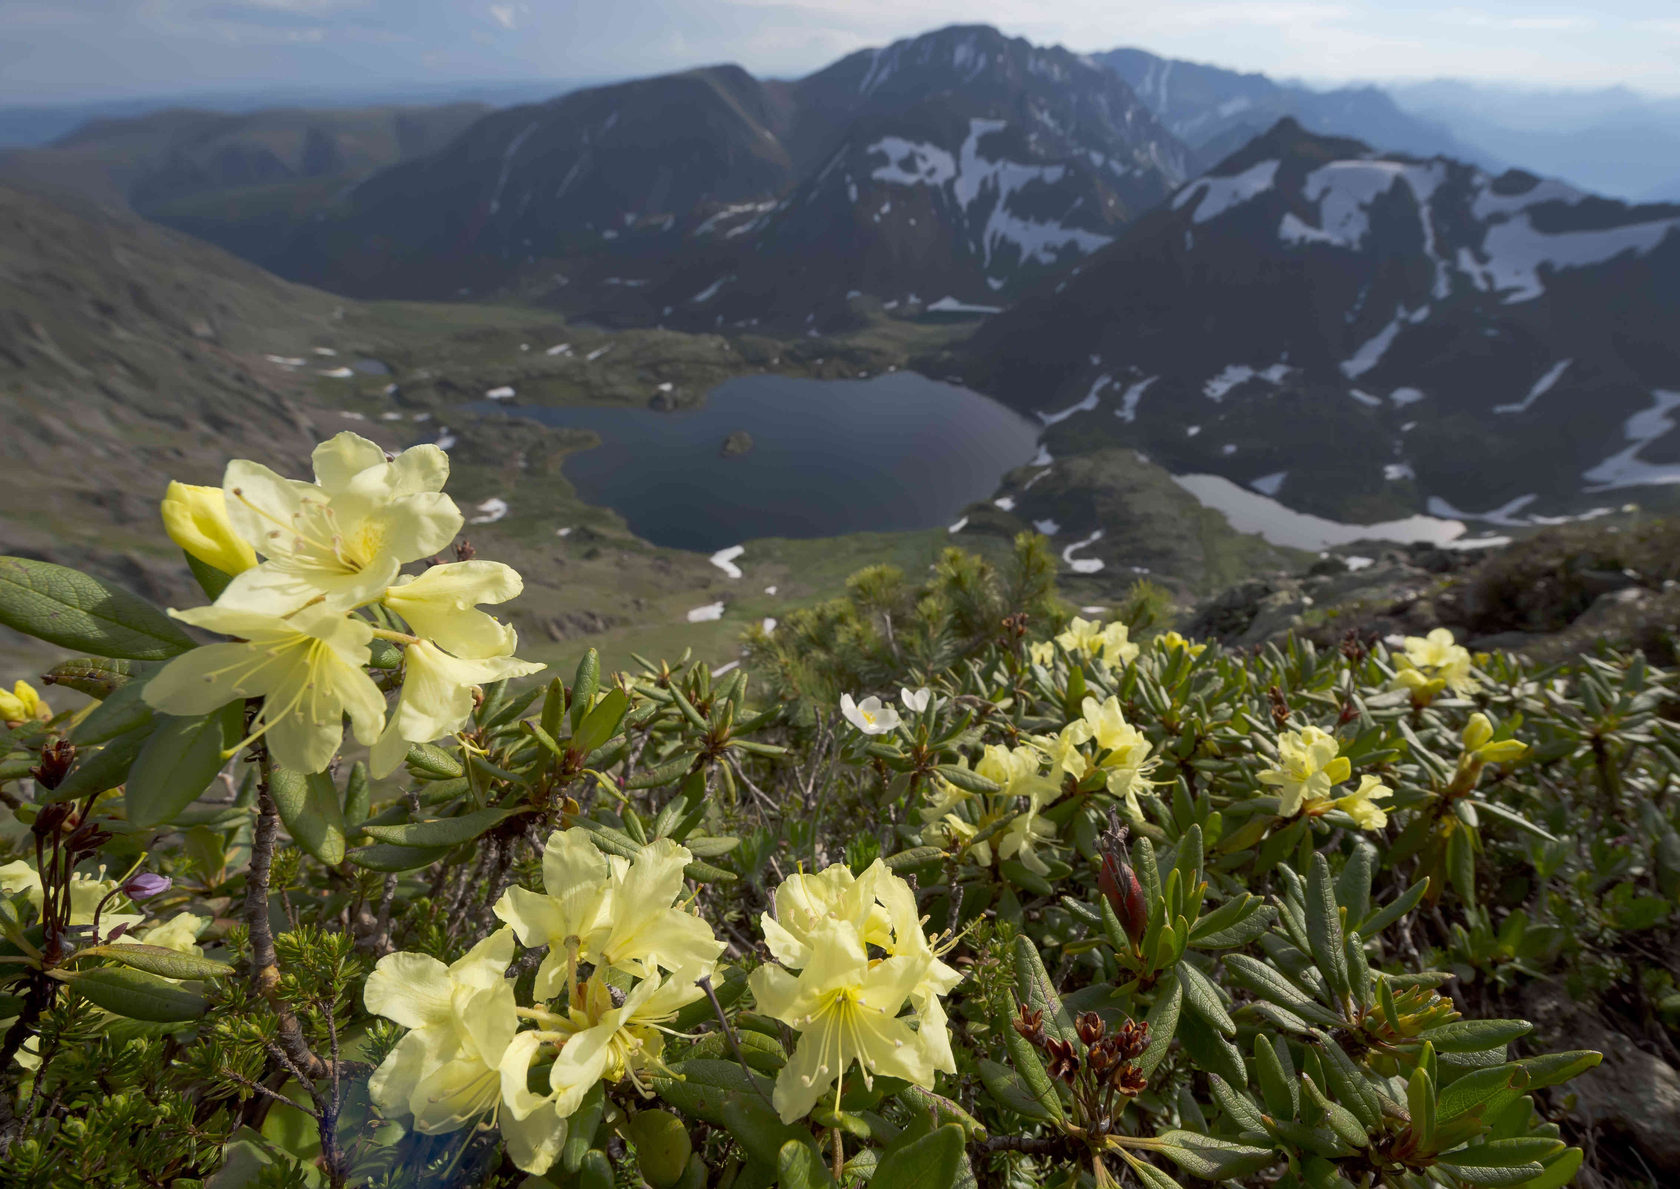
<box><xmin>488</xmin><ymin>372</ymin><xmax>1039</xmax><ymax>551</ymax></box>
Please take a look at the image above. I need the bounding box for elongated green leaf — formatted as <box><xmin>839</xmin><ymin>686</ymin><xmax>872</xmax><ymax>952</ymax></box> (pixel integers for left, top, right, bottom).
<box><xmin>361</xmin><ymin>806</ymin><xmax>525</xmax><ymax>848</ymax></box>
<box><xmin>1306</xmin><ymin>853</ymin><xmax>1351</xmax><ymax>1007</ymax></box>
<box><xmin>44</xmin><ymin>656</ymin><xmax>140</xmax><ymax>700</ymax></box>
<box><xmin>884</xmin><ymin>847</ymin><xmax>945</xmax><ymax>872</ymax></box>
<box><xmin>1135</xmin><ymin>966</ymin><xmax>1183</xmax><ymax>1077</ymax></box>
<box><xmin>1358</xmin><ymin>878</ymin><xmax>1429</xmax><ymax>937</ymax></box>
<box><xmin>270</xmin><ymin>766</ymin><xmax>347</xmax><ymax>866</ymax></box>
<box><xmin>72</xmin><ymin>676</ymin><xmax>154</xmax><ymax>746</ymax></box>
<box><xmin>1253</xmin><ymin>1034</ymin><xmax>1298</xmax><ymax>1121</ymax></box>
<box><xmin>0</xmin><ymin>557</ymin><xmax>195</xmax><ymax>659</ymax></box>
<box><xmin>1417</xmin><ymin>1019</ymin><xmax>1532</xmax><ymax>1054</ymax></box>
<box><xmin>869</xmin><ymin>1125</ymin><xmax>964</xmax><ymax>1189</ymax></box>
<box><xmin>571</xmin><ymin>649</ymin><xmax>600</xmax><ymax>732</ymax></box>
<box><xmin>1012</xmin><ymin>934</ymin><xmax>1074</xmax><ymax>1043</ymax></box>
<box><xmin>124</xmin><ymin>704</ymin><xmax>240</xmax><ymax>828</ymax></box>
<box><xmin>573</xmin><ymin>687</ymin><xmax>630</xmax><ymax>757</ymax></box>
<box><xmin>48</xmin><ymin>722</ymin><xmax>151</xmax><ymax>802</ymax></box>
<box><xmin>977</xmin><ymin>1059</ymin><xmax>1052</xmax><ymax>1122</ymax></box>
<box><xmin>1151</xmin><ymin>1130</ymin><xmax>1275</xmax><ymax>1180</ymax></box>
<box><xmin>1177</xmin><ymin>958</ymin><xmax>1235</xmax><ymax>1036</ymax></box>
<box><xmin>1224</xmin><ymin>954</ymin><xmax>1344</xmax><ymax>1027</ymax></box>
<box><xmin>1189</xmin><ymin>895</ymin><xmax>1275</xmax><ymax>948</ymax></box>
<box><xmin>1116</xmin><ymin>1149</ymin><xmax>1181</xmax><ymax>1189</ymax></box>
<box><xmin>80</xmin><ymin>943</ymin><xmax>234</xmax><ymax>980</ymax></box>
<box><xmin>347</xmin><ymin>843</ymin><xmax>453</xmax><ymax>872</ymax></box>
<box><xmin>404</xmin><ymin>742</ymin><xmax>464</xmax><ymax>778</ymax></box>
<box><xmin>71</xmin><ymin>966</ymin><xmax>208</xmax><ymax>1021</ymax></box>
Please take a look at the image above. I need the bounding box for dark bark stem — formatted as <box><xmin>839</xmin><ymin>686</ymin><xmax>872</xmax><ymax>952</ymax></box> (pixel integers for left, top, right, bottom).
<box><xmin>246</xmin><ymin>749</ymin><xmax>328</xmax><ymax>1081</ymax></box>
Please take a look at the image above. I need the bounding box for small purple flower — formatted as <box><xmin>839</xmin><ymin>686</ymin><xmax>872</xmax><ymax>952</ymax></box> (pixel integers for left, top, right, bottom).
<box><xmin>123</xmin><ymin>873</ymin><xmax>172</xmax><ymax>900</ymax></box>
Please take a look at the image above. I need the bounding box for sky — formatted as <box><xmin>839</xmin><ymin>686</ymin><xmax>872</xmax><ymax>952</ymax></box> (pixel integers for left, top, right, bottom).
<box><xmin>4</xmin><ymin>0</ymin><xmax>1680</xmax><ymax>105</ymax></box>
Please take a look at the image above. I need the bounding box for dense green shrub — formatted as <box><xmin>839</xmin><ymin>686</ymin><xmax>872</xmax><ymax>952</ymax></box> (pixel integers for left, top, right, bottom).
<box><xmin>0</xmin><ymin>434</ymin><xmax>1674</xmax><ymax>1188</ymax></box>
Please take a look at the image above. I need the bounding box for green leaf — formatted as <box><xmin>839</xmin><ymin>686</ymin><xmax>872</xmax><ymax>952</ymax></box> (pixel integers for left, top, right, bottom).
<box><xmin>404</xmin><ymin>742</ymin><xmax>464</xmax><ymax>778</ymax></box>
<box><xmin>571</xmin><ymin>649</ymin><xmax>601</xmax><ymax>733</ymax></box>
<box><xmin>1115</xmin><ymin>1149</ymin><xmax>1181</xmax><ymax>1189</ymax></box>
<box><xmin>1438</xmin><ymin>1063</ymin><xmax>1529</xmax><ymax>1121</ymax></box>
<box><xmin>71</xmin><ymin>677</ymin><xmax>154</xmax><ymax>745</ymax></box>
<box><xmin>1012</xmin><ymin>934</ymin><xmax>1074</xmax><ymax>1044</ymax></box>
<box><xmin>346</xmin><ymin>843</ymin><xmax>453</xmax><ymax>872</ymax></box>
<box><xmin>1189</xmin><ymin>895</ymin><xmax>1275</xmax><ymax>948</ymax></box>
<box><xmin>1417</xmin><ymin>1019</ymin><xmax>1532</xmax><ymax>1054</ymax></box>
<box><xmin>884</xmin><ymin>847</ymin><xmax>946</xmax><ymax>873</ymax></box>
<box><xmin>71</xmin><ymin>966</ymin><xmax>208</xmax><ymax>1021</ymax></box>
<box><xmin>47</xmin><ymin>723</ymin><xmax>151</xmax><ymax>802</ymax></box>
<box><xmin>573</xmin><ymin>687</ymin><xmax>630</xmax><ymax>757</ymax></box>
<box><xmin>43</xmin><ymin>656</ymin><xmax>140</xmax><ymax>700</ymax></box>
<box><xmin>361</xmin><ymin>806</ymin><xmax>525</xmax><ymax>848</ymax></box>
<box><xmin>0</xmin><ymin>557</ymin><xmax>195</xmax><ymax>659</ymax></box>
<box><xmin>270</xmin><ymin>767</ymin><xmax>348</xmax><ymax>866</ymax></box>
<box><xmin>124</xmin><ymin>704</ymin><xmax>241</xmax><ymax>829</ymax></box>
<box><xmin>1518</xmin><ymin>1147</ymin><xmax>1583</xmax><ymax>1189</ymax></box>
<box><xmin>79</xmin><ymin>943</ymin><xmax>234</xmax><ymax>981</ymax></box>
<box><xmin>1358</xmin><ymin>878</ymin><xmax>1428</xmax><ymax>937</ymax></box>
<box><xmin>1135</xmin><ymin>966</ymin><xmax>1183</xmax><ymax>1077</ymax></box>
<box><xmin>1177</xmin><ymin>958</ymin><xmax>1236</xmax><ymax>1036</ymax></box>
<box><xmin>1177</xmin><ymin>1008</ymin><xmax>1246</xmax><ymax>1086</ymax></box>
<box><xmin>344</xmin><ymin>761</ymin><xmax>370</xmax><ymax>830</ymax></box>
<box><xmin>777</xmin><ymin>1138</ymin><xmax>828</xmax><ymax>1189</ymax></box>
<box><xmin>934</xmin><ymin>764</ymin><xmax>1000</xmax><ymax>795</ymax></box>
<box><xmin>869</xmin><ymin>1124</ymin><xmax>964</xmax><ymax>1189</ymax></box>
<box><xmin>1306</xmin><ymin>853</ymin><xmax>1351</xmax><ymax>1007</ymax></box>
<box><xmin>562</xmin><ymin>1083</ymin><xmax>606</xmax><ymax>1174</ymax></box>
<box><xmin>977</xmin><ymin>1058</ymin><xmax>1053</xmax><ymax>1122</ymax></box>
<box><xmin>1151</xmin><ymin>1130</ymin><xmax>1275</xmax><ymax>1180</ymax></box>
<box><xmin>1253</xmin><ymin>1034</ymin><xmax>1298</xmax><ymax>1121</ymax></box>
<box><xmin>1224</xmin><ymin>954</ymin><xmax>1344</xmax><ymax>1027</ymax></box>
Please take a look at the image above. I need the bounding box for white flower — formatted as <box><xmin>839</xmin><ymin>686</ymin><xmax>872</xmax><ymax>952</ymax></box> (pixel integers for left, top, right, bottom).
<box><xmin>840</xmin><ymin>694</ymin><xmax>901</xmax><ymax>736</ymax></box>
<box><xmin>901</xmin><ymin>686</ymin><xmax>932</xmax><ymax>714</ymax></box>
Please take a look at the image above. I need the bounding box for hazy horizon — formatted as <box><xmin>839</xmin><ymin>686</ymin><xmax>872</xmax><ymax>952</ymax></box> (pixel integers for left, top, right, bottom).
<box><xmin>4</xmin><ymin>2</ymin><xmax>1680</xmax><ymax>107</ymax></box>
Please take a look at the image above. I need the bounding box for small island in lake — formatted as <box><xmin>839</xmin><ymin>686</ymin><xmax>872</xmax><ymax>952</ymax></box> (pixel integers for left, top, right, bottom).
<box><xmin>720</xmin><ymin>429</ymin><xmax>754</xmax><ymax>458</ymax></box>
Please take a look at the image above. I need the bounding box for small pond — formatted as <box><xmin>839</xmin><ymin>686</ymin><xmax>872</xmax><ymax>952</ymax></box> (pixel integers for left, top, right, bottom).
<box><xmin>484</xmin><ymin>372</ymin><xmax>1039</xmax><ymax>551</ymax></box>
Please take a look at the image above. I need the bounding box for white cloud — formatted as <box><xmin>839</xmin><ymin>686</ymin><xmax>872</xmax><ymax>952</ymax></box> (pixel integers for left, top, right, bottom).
<box><xmin>489</xmin><ymin>4</ymin><xmax>517</xmax><ymax>30</ymax></box>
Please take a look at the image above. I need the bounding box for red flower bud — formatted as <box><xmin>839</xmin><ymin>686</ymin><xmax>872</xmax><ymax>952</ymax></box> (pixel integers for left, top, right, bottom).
<box><xmin>1095</xmin><ymin>846</ymin><xmax>1149</xmax><ymax>947</ymax></box>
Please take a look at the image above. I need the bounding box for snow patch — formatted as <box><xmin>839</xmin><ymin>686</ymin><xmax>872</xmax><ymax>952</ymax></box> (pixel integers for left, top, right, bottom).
<box><xmin>1582</xmin><ymin>389</ymin><xmax>1680</xmax><ymax>490</ymax></box>
<box><xmin>585</xmin><ymin>346</ymin><xmax>611</xmax><ymax>361</ymax></box>
<box><xmin>868</xmin><ymin>136</ymin><xmax>957</xmax><ymax>187</ymax></box>
<box><xmin>485</xmin><ymin>385</ymin><xmax>516</xmax><ymax>400</ymax></box>
<box><xmin>545</xmin><ymin>342</ymin><xmax>572</xmax><ymax>356</ymax></box>
<box><xmin>468</xmin><ymin>497</ymin><xmax>508</xmax><ymax>525</ymax></box>
<box><xmin>1039</xmin><ymin>375</ymin><xmax>1108</xmax><ymax>425</ymax></box>
<box><xmin>1174</xmin><ymin>474</ymin><xmax>1477</xmax><ymax>550</ymax></box>
<box><xmin>994</xmin><ymin>496</ymin><xmax>1016</xmax><ymax>511</ymax></box>
<box><xmin>1173</xmin><ymin>159</ymin><xmax>1280</xmax><ymax>224</ymax></box>
<box><xmin>686</xmin><ymin>602</ymin><xmax>726</xmax><ymax>623</ymax></box>
<box><xmin>947</xmin><ymin>517</ymin><xmax>968</xmax><ymax>534</ymax></box>
<box><xmin>1061</xmin><ymin>530</ymin><xmax>1105</xmax><ymax>574</ymax></box>
<box><xmin>318</xmin><ymin>367</ymin><xmax>354</xmax><ymax>378</ymax></box>
<box><xmin>1250</xmin><ymin>471</ymin><xmax>1288</xmax><ymax>496</ymax></box>
<box><xmin>1115</xmin><ymin>376</ymin><xmax>1157</xmax><ymax>423</ymax></box>
<box><xmin>690</xmin><ymin>276</ymin><xmax>732</xmax><ymax>304</ymax></box>
<box><xmin>709</xmin><ymin>545</ymin><xmax>745</xmax><ymax>579</ymax></box>
<box><xmin>1390</xmin><ymin>387</ymin><xmax>1426</xmax><ymax>406</ymax></box>
<box><xmin>1494</xmin><ymin>359</ymin><xmax>1572</xmax><ymax>414</ymax></box>
<box><xmin>1464</xmin><ymin>213</ymin><xmax>1680</xmax><ymax>303</ymax></box>
<box><xmin>926</xmin><ymin>295</ymin><xmax>1003</xmax><ymax>314</ymax></box>
<box><xmin>1033</xmin><ymin>518</ymin><xmax>1060</xmax><ymax>535</ymax></box>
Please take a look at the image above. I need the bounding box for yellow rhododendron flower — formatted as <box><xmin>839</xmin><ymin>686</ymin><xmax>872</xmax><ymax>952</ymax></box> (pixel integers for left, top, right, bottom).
<box><xmin>1029</xmin><ymin>640</ymin><xmax>1055</xmax><ymax>667</ymax></box>
<box><xmin>749</xmin><ymin>918</ymin><xmax>936</xmax><ymax>1123</ymax></box>
<box><xmin>1158</xmin><ymin>631</ymin><xmax>1206</xmax><ymax>657</ymax></box>
<box><xmin>498</xmin><ymin>971</ymin><xmax>702</xmax><ymax>1175</ymax></box>
<box><xmin>1258</xmin><ymin>726</ymin><xmax>1352</xmax><ymax>818</ymax></box>
<box><xmin>1334</xmin><ymin>775</ymin><xmax>1394</xmax><ymax>831</ymax></box>
<box><xmin>364</xmin><ymin>928</ymin><xmax>518</xmax><ymax>1135</ymax></box>
<box><xmin>998</xmin><ymin>788</ymin><xmax>1056</xmax><ymax>875</ymax></box>
<box><xmin>160</xmin><ymin>481</ymin><xmax>257</xmax><ymax>576</ymax></box>
<box><xmin>0</xmin><ymin>680</ymin><xmax>50</xmax><ymax>727</ymax></box>
<box><xmin>370</xmin><ymin>639</ymin><xmax>544</xmax><ymax>777</ymax></box>
<box><xmin>1393</xmin><ymin>628</ymin><xmax>1478</xmax><ymax>702</ymax></box>
<box><xmin>494</xmin><ymin>831</ymin><xmax>721</xmax><ymax>992</ymax></box>
<box><xmin>1461</xmin><ymin>712</ymin><xmax>1529</xmax><ymax>764</ymax></box>
<box><xmin>1056</xmin><ymin>617</ymin><xmax>1138</xmax><ymax>667</ymax></box>
<box><xmin>1032</xmin><ymin>720</ymin><xmax>1093</xmax><ymax>781</ymax></box>
<box><xmin>219</xmin><ymin>433</ymin><xmax>462</xmax><ymax>615</ymax></box>
<box><xmin>380</xmin><ymin>560</ymin><xmax>524</xmax><ymax>659</ymax></box>
<box><xmin>143</xmin><ymin>603</ymin><xmax>385</xmax><ymax>774</ymax></box>
<box><xmin>1081</xmin><ymin>695</ymin><xmax>1160</xmax><ymax>814</ymax></box>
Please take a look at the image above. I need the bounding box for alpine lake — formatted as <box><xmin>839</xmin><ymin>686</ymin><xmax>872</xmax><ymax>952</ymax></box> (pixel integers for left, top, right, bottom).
<box><xmin>479</xmin><ymin>371</ymin><xmax>1042</xmax><ymax>552</ymax></box>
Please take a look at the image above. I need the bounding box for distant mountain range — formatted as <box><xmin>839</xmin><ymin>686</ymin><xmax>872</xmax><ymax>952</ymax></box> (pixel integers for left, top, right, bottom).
<box><xmin>1095</xmin><ymin>49</ymin><xmax>1485</xmax><ymax>173</ymax></box>
<box><xmin>952</xmin><ymin>119</ymin><xmax>1680</xmax><ymax>546</ymax></box>
<box><xmin>0</xmin><ymin>103</ymin><xmax>489</xmax><ymax>269</ymax></box>
<box><xmin>274</xmin><ymin>25</ymin><xmax>1191</xmax><ymax>328</ymax></box>
<box><xmin>1387</xmin><ymin>81</ymin><xmax>1680</xmax><ymax>203</ymax></box>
